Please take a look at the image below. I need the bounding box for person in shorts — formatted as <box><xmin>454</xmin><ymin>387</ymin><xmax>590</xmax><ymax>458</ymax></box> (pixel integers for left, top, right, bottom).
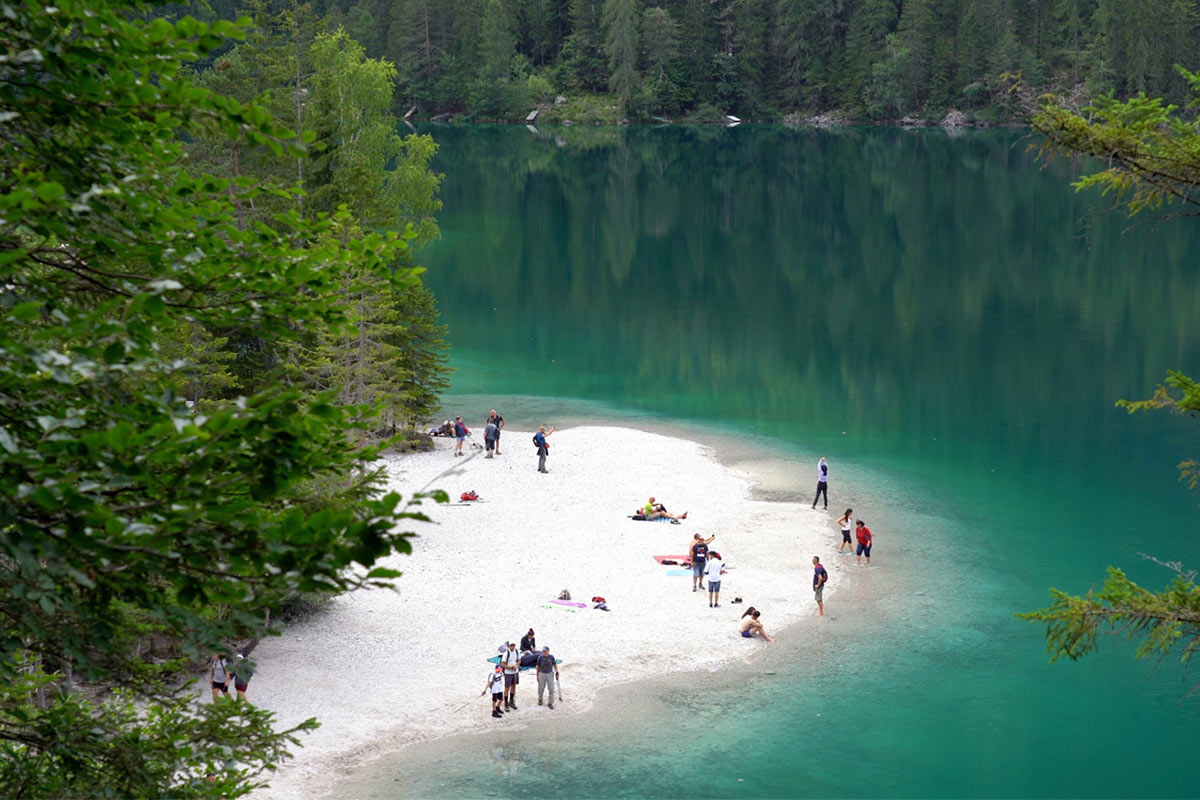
<box><xmin>484</xmin><ymin>420</ymin><xmax>498</xmax><ymax>458</ymax></box>
<box><xmin>836</xmin><ymin>508</ymin><xmax>854</xmax><ymax>553</ymax></box>
<box><xmin>704</xmin><ymin>551</ymin><xmax>726</xmax><ymax>607</ymax></box>
<box><xmin>812</xmin><ymin>556</ymin><xmax>828</xmax><ymax>616</ymax></box>
<box><xmin>856</xmin><ymin>519</ymin><xmax>873</xmax><ymax>566</ymax></box>
<box><xmin>689</xmin><ymin>533</ymin><xmax>714</xmax><ymax>592</ymax></box>
<box><xmin>232</xmin><ymin>653</ymin><xmax>254</xmax><ymax>702</ymax></box>
<box><xmin>208</xmin><ymin>653</ymin><xmax>230</xmax><ymax>701</ymax></box>
<box><xmin>487</xmin><ymin>409</ymin><xmax>505</xmax><ymax>454</ymax></box>
<box><xmin>485</xmin><ymin>665</ymin><xmax>506</xmax><ymax>718</ymax></box>
<box><xmin>453</xmin><ymin>416</ymin><xmax>467</xmax><ymax>456</ymax></box>
<box><xmin>501</xmin><ymin>641</ymin><xmax>521</xmax><ymax>709</ymax></box>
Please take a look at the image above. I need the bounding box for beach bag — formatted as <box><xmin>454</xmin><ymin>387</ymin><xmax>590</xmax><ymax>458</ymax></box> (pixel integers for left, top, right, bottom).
<box><xmin>460</xmin><ymin>490</ymin><xmax>479</xmax><ymax>501</ymax></box>
<box><xmin>591</xmin><ymin>596</ymin><xmax>606</xmax><ymax>603</ymax></box>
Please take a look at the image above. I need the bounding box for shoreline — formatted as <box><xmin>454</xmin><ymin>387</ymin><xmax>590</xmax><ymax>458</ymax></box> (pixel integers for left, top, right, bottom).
<box><xmin>247</xmin><ymin>425</ymin><xmax>843</xmax><ymax>799</ymax></box>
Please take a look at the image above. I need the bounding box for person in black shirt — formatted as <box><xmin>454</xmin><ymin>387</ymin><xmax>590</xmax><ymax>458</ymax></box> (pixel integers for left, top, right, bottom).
<box><xmin>689</xmin><ymin>533</ymin><xmax>715</xmax><ymax>593</ymax></box>
<box><xmin>487</xmin><ymin>409</ymin><xmax>505</xmax><ymax>455</ymax></box>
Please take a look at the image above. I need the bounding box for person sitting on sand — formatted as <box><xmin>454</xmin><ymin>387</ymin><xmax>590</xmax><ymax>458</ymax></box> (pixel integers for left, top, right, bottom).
<box><xmin>520</xmin><ymin>628</ymin><xmax>536</xmax><ymax>656</ymax></box>
<box><xmin>739</xmin><ymin>608</ymin><xmax>774</xmax><ymax>642</ymax></box>
<box><xmin>644</xmin><ymin>496</ymin><xmax>687</xmax><ymax>521</ymax></box>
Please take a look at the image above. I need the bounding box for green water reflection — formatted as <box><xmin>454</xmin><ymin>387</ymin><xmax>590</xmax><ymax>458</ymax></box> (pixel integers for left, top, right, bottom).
<box><xmin>394</xmin><ymin>125</ymin><xmax>1200</xmax><ymax>798</ymax></box>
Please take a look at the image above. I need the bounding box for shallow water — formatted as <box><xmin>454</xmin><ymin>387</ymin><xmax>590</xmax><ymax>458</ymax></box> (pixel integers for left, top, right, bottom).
<box><xmin>336</xmin><ymin>125</ymin><xmax>1200</xmax><ymax>797</ymax></box>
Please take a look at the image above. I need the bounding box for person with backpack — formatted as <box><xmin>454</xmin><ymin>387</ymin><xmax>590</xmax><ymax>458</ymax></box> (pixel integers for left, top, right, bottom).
<box><xmin>813</xmin><ymin>556</ymin><xmax>829</xmax><ymax>616</ymax></box>
<box><xmin>485</xmin><ymin>665</ymin><xmax>506</xmax><ymax>718</ymax></box>
<box><xmin>536</xmin><ymin>645</ymin><xmax>559</xmax><ymax>708</ymax></box>
<box><xmin>812</xmin><ymin>456</ymin><xmax>829</xmax><ymax>509</ymax></box>
<box><xmin>453</xmin><ymin>416</ymin><xmax>468</xmax><ymax>457</ymax></box>
<box><xmin>689</xmin><ymin>532</ymin><xmax>715</xmax><ymax>593</ymax></box>
<box><xmin>208</xmin><ymin>653</ymin><xmax>230</xmax><ymax>701</ymax></box>
<box><xmin>231</xmin><ymin>653</ymin><xmax>254</xmax><ymax>703</ymax></box>
<box><xmin>501</xmin><ymin>641</ymin><xmax>521</xmax><ymax>709</ymax></box>
<box><xmin>533</xmin><ymin>425</ymin><xmax>556</xmax><ymax>473</ymax></box>
<box><xmin>487</xmin><ymin>409</ymin><xmax>505</xmax><ymax>455</ymax></box>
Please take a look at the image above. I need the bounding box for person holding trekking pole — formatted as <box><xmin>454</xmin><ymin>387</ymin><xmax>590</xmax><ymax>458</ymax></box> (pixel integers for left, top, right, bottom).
<box><xmin>485</xmin><ymin>664</ymin><xmax>506</xmax><ymax>719</ymax></box>
<box><xmin>536</xmin><ymin>645</ymin><xmax>559</xmax><ymax>708</ymax></box>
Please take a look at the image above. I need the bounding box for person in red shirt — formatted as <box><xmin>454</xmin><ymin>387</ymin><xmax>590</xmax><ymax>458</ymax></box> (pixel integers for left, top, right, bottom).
<box><xmin>855</xmin><ymin>519</ymin><xmax>873</xmax><ymax>566</ymax></box>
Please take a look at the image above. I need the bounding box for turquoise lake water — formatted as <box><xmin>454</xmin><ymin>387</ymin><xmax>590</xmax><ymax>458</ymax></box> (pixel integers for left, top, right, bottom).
<box><xmin>345</xmin><ymin>125</ymin><xmax>1200</xmax><ymax>798</ymax></box>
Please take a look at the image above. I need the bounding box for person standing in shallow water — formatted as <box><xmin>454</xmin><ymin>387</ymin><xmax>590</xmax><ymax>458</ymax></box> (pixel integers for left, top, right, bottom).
<box><xmin>812</xmin><ymin>556</ymin><xmax>828</xmax><ymax>616</ymax></box>
<box><xmin>856</xmin><ymin>519</ymin><xmax>873</xmax><ymax>566</ymax></box>
<box><xmin>812</xmin><ymin>456</ymin><xmax>829</xmax><ymax>509</ymax></box>
<box><xmin>836</xmin><ymin>508</ymin><xmax>854</xmax><ymax>554</ymax></box>
<box><xmin>534</xmin><ymin>425</ymin><xmax>555</xmax><ymax>473</ymax></box>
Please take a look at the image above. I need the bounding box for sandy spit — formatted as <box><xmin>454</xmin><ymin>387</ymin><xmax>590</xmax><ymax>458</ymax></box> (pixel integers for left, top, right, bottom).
<box><xmin>244</xmin><ymin>426</ymin><xmax>837</xmax><ymax>798</ymax></box>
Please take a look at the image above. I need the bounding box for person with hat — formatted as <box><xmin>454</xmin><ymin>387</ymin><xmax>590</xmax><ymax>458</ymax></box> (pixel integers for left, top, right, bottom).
<box><xmin>535</xmin><ymin>645</ymin><xmax>559</xmax><ymax>708</ymax></box>
<box><xmin>501</xmin><ymin>641</ymin><xmax>521</xmax><ymax>709</ymax></box>
<box><xmin>485</xmin><ymin>664</ymin><xmax>506</xmax><ymax>718</ymax></box>
<box><xmin>231</xmin><ymin>653</ymin><xmax>254</xmax><ymax>703</ymax></box>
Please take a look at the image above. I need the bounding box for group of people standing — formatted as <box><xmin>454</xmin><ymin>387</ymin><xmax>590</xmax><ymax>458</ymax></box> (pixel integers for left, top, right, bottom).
<box><xmin>443</xmin><ymin>409</ymin><xmax>560</xmax><ymax>475</ymax></box>
<box><xmin>488</xmin><ymin>629</ymin><xmax>560</xmax><ymax>719</ymax></box>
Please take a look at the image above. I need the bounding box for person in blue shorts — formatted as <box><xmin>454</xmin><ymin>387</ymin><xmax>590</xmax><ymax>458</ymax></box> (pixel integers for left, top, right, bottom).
<box><xmin>689</xmin><ymin>533</ymin><xmax>714</xmax><ymax>592</ymax></box>
<box><xmin>453</xmin><ymin>416</ymin><xmax>467</xmax><ymax>457</ymax></box>
<box><xmin>855</xmin><ymin>519</ymin><xmax>873</xmax><ymax>566</ymax></box>
<box><xmin>738</xmin><ymin>608</ymin><xmax>773</xmax><ymax>642</ymax></box>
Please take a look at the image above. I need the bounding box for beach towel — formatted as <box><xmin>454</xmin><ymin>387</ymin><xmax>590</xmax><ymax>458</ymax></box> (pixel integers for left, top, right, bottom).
<box><xmin>666</xmin><ymin>569</ymin><xmax>693</xmax><ymax>576</ymax></box>
<box><xmin>652</xmin><ymin>555</ymin><xmax>690</xmax><ymax>565</ymax></box>
<box><xmin>549</xmin><ymin>598</ymin><xmax>587</xmax><ymax>609</ymax></box>
<box><xmin>629</xmin><ymin>515</ymin><xmax>671</xmax><ymax>522</ymax></box>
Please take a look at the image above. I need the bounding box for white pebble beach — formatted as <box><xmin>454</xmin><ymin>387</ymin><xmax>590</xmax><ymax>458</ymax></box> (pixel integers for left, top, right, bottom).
<box><xmin>243</xmin><ymin>426</ymin><xmax>838</xmax><ymax>799</ymax></box>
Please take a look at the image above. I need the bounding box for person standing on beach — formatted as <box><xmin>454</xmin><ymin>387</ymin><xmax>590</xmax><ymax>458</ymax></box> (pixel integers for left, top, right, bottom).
<box><xmin>486</xmin><ymin>665</ymin><xmax>506</xmax><ymax>718</ymax></box>
<box><xmin>855</xmin><ymin>519</ymin><xmax>873</xmax><ymax>566</ymax></box>
<box><xmin>836</xmin><ymin>508</ymin><xmax>854</xmax><ymax>554</ymax></box>
<box><xmin>453</xmin><ymin>416</ymin><xmax>467</xmax><ymax>457</ymax></box>
<box><xmin>536</xmin><ymin>645</ymin><xmax>559</xmax><ymax>708</ymax></box>
<box><xmin>705</xmin><ymin>551</ymin><xmax>726</xmax><ymax>607</ymax></box>
<box><xmin>534</xmin><ymin>425</ymin><xmax>556</xmax><ymax>473</ymax></box>
<box><xmin>501</xmin><ymin>641</ymin><xmax>521</xmax><ymax>709</ymax></box>
<box><xmin>231</xmin><ymin>654</ymin><xmax>253</xmax><ymax>703</ymax></box>
<box><xmin>487</xmin><ymin>409</ymin><xmax>505</xmax><ymax>454</ymax></box>
<box><xmin>484</xmin><ymin>419</ymin><xmax>499</xmax><ymax>458</ymax></box>
<box><xmin>208</xmin><ymin>653</ymin><xmax>230</xmax><ymax>701</ymax></box>
<box><xmin>812</xmin><ymin>556</ymin><xmax>828</xmax><ymax>616</ymax></box>
<box><xmin>812</xmin><ymin>457</ymin><xmax>829</xmax><ymax>509</ymax></box>
<box><xmin>689</xmin><ymin>533</ymin><xmax>714</xmax><ymax>592</ymax></box>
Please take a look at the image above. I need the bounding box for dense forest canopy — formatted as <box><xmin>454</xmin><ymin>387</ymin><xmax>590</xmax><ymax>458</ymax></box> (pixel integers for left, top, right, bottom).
<box><xmin>165</xmin><ymin>0</ymin><xmax>1200</xmax><ymax>121</ymax></box>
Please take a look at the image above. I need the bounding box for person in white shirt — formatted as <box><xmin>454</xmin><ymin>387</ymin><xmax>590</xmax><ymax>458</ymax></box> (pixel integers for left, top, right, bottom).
<box><xmin>501</xmin><ymin>641</ymin><xmax>521</xmax><ymax>710</ymax></box>
<box><xmin>704</xmin><ymin>552</ymin><xmax>727</xmax><ymax>608</ymax></box>
<box><xmin>812</xmin><ymin>457</ymin><xmax>829</xmax><ymax>509</ymax></box>
<box><xmin>485</xmin><ymin>665</ymin><xmax>506</xmax><ymax>719</ymax></box>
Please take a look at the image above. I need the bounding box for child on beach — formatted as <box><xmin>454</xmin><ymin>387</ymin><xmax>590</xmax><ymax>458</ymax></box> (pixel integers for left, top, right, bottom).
<box><xmin>486</xmin><ymin>665</ymin><xmax>506</xmax><ymax>718</ymax></box>
<box><xmin>738</xmin><ymin>608</ymin><xmax>774</xmax><ymax>642</ymax></box>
